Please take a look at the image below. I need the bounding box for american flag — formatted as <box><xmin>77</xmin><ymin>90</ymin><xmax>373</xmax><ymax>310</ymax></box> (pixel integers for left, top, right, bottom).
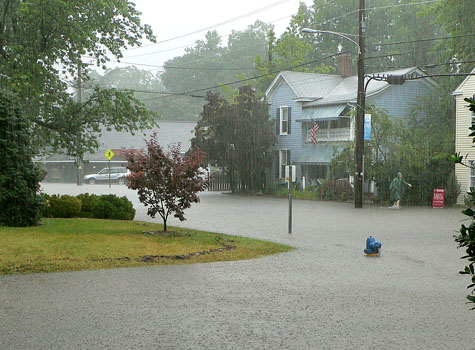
<box><xmin>310</xmin><ymin>122</ymin><xmax>319</xmax><ymax>144</ymax></box>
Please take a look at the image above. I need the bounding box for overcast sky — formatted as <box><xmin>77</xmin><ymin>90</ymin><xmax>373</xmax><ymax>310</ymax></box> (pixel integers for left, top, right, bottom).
<box><xmin>105</xmin><ymin>0</ymin><xmax>313</xmax><ymax>72</ymax></box>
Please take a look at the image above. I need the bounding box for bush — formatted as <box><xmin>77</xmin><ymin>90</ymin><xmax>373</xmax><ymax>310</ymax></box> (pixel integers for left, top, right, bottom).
<box><xmin>76</xmin><ymin>193</ymin><xmax>100</xmax><ymax>218</ymax></box>
<box><xmin>42</xmin><ymin>193</ymin><xmax>135</xmax><ymax>220</ymax></box>
<box><xmin>317</xmin><ymin>179</ymin><xmax>354</xmax><ymax>201</ymax></box>
<box><xmin>91</xmin><ymin>195</ymin><xmax>135</xmax><ymax>220</ymax></box>
<box><xmin>445</xmin><ymin>170</ymin><xmax>461</xmax><ymax>206</ymax></box>
<box><xmin>48</xmin><ymin>195</ymin><xmax>82</xmax><ymax>218</ymax></box>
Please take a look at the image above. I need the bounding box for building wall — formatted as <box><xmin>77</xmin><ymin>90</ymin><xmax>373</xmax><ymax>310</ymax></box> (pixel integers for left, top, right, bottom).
<box><xmin>370</xmin><ymin>79</ymin><xmax>434</xmax><ymax>119</ymax></box>
<box><xmin>455</xmin><ymin>75</ymin><xmax>475</xmax><ymax>204</ymax></box>
<box><xmin>269</xmin><ymin>80</ymin><xmax>303</xmax><ymax>181</ymax></box>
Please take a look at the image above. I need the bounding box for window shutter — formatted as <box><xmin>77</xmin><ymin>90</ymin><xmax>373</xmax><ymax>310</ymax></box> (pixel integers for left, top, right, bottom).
<box><xmin>275</xmin><ymin>150</ymin><xmax>280</xmax><ymax>179</ymax></box>
<box><xmin>288</xmin><ymin>107</ymin><xmax>292</xmax><ymax>134</ymax></box>
<box><xmin>276</xmin><ymin>108</ymin><xmax>280</xmax><ymax>135</ymax></box>
<box><xmin>287</xmin><ymin>150</ymin><xmax>291</xmax><ymax>165</ymax></box>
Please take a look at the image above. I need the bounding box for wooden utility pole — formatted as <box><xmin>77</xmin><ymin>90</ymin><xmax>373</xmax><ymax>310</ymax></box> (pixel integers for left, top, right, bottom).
<box><xmin>354</xmin><ymin>0</ymin><xmax>366</xmax><ymax>208</ymax></box>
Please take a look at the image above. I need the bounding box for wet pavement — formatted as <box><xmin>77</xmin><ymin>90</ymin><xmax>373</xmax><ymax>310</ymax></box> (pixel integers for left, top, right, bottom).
<box><xmin>1</xmin><ymin>183</ymin><xmax>474</xmax><ymax>349</ymax></box>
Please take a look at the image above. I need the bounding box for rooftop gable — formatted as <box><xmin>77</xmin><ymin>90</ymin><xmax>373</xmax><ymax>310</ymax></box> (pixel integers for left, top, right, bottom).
<box><xmin>452</xmin><ymin>67</ymin><xmax>475</xmax><ymax>95</ymax></box>
<box><xmin>265</xmin><ymin>67</ymin><xmax>434</xmax><ymax>107</ymax></box>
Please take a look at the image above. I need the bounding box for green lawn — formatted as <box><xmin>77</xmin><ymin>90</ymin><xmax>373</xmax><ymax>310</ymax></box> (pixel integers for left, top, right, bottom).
<box><xmin>0</xmin><ymin>218</ymin><xmax>293</xmax><ymax>274</ymax></box>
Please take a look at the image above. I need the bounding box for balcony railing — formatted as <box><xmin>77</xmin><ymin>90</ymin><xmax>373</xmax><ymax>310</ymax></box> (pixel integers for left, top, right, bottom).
<box><xmin>306</xmin><ymin>127</ymin><xmax>353</xmax><ymax>142</ymax></box>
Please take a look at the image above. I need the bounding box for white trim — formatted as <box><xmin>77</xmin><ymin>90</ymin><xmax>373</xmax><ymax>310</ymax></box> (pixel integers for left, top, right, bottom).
<box><xmin>469</xmin><ymin>110</ymin><xmax>475</xmax><ymax>128</ymax></box>
<box><xmin>454</xmin><ymin>67</ymin><xmax>475</xmax><ymax>93</ymax></box>
<box><xmin>265</xmin><ymin>73</ymin><xmax>299</xmax><ymax>101</ymax></box>
<box><xmin>469</xmin><ymin>162</ymin><xmax>474</xmax><ymax>192</ymax></box>
<box><xmin>279</xmin><ymin>106</ymin><xmax>289</xmax><ymax>135</ymax></box>
<box><xmin>279</xmin><ymin>149</ymin><xmax>289</xmax><ymax>179</ymax></box>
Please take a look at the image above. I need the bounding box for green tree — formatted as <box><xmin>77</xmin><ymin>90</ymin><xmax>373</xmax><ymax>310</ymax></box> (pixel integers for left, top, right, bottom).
<box><xmin>330</xmin><ymin>106</ymin><xmax>399</xmax><ymax>195</ymax></box>
<box><xmin>330</xmin><ymin>91</ymin><xmax>455</xmax><ymax>207</ymax></box>
<box><xmin>88</xmin><ymin>66</ymin><xmax>164</xmax><ymax>117</ymax></box>
<box><xmin>0</xmin><ymin>0</ymin><xmax>156</xmax><ymax>155</ymax></box>
<box><xmin>192</xmin><ymin>87</ymin><xmax>275</xmax><ymax>192</ymax></box>
<box><xmin>0</xmin><ymin>90</ymin><xmax>43</xmax><ymax>227</ymax></box>
<box><xmin>433</xmin><ymin>0</ymin><xmax>475</xmax><ymax>73</ymax></box>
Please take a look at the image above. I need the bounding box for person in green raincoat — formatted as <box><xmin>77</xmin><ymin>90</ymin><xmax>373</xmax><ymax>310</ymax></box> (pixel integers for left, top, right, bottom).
<box><xmin>390</xmin><ymin>172</ymin><xmax>412</xmax><ymax>209</ymax></box>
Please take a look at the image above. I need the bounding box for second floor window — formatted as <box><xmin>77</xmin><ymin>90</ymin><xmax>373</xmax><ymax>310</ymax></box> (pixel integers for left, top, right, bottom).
<box><xmin>276</xmin><ymin>106</ymin><xmax>291</xmax><ymax>135</ymax></box>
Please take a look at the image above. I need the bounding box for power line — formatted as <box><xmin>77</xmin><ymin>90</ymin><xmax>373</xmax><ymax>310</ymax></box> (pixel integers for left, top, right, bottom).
<box><xmin>127</xmin><ymin>0</ymin><xmax>290</xmax><ymax>51</ymax></box>
<box><xmin>365</xmin><ymin>47</ymin><xmax>452</xmax><ymax>60</ymax></box>
<box><xmin>367</xmin><ymin>33</ymin><xmax>475</xmax><ymax>49</ymax></box>
<box><xmin>368</xmin><ymin>60</ymin><xmax>475</xmax><ymax>72</ymax></box>
<box><xmin>77</xmin><ymin>58</ymin><xmax>475</xmax><ymax>98</ymax></box>
<box><xmin>142</xmin><ymin>51</ymin><xmax>351</xmax><ymax>101</ymax></box>
<box><xmin>101</xmin><ymin>59</ymin><xmax>258</xmax><ymax>71</ymax></box>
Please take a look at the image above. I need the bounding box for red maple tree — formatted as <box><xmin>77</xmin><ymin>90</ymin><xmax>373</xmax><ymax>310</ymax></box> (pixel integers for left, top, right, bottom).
<box><xmin>126</xmin><ymin>135</ymin><xmax>207</xmax><ymax>231</ymax></box>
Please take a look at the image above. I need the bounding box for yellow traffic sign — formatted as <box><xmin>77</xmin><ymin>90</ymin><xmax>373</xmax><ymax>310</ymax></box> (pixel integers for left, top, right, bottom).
<box><xmin>105</xmin><ymin>149</ymin><xmax>115</xmax><ymax>160</ymax></box>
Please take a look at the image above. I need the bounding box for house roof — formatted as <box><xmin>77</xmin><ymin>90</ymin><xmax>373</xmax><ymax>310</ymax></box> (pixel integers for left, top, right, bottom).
<box><xmin>265</xmin><ymin>67</ymin><xmax>431</xmax><ymax>107</ymax></box>
<box><xmin>38</xmin><ymin>120</ymin><xmax>197</xmax><ymax>162</ymax></box>
<box><xmin>296</xmin><ymin>105</ymin><xmax>347</xmax><ymax>122</ymax></box>
<box><xmin>452</xmin><ymin>67</ymin><xmax>475</xmax><ymax>95</ymax></box>
<box><xmin>95</xmin><ymin>120</ymin><xmax>196</xmax><ymax>152</ymax></box>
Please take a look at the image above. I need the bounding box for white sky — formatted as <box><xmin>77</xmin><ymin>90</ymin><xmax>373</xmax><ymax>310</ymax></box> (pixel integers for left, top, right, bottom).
<box><xmin>105</xmin><ymin>0</ymin><xmax>313</xmax><ymax>72</ymax></box>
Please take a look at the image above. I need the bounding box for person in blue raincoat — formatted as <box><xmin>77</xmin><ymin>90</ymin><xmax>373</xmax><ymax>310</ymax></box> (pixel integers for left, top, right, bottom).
<box><xmin>390</xmin><ymin>172</ymin><xmax>412</xmax><ymax>209</ymax></box>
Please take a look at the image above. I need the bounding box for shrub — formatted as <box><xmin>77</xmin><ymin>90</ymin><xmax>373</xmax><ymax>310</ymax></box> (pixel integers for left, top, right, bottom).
<box><xmin>445</xmin><ymin>170</ymin><xmax>461</xmax><ymax>206</ymax></box>
<box><xmin>39</xmin><ymin>193</ymin><xmax>135</xmax><ymax>220</ymax></box>
<box><xmin>48</xmin><ymin>195</ymin><xmax>82</xmax><ymax>218</ymax></box>
<box><xmin>40</xmin><ymin>193</ymin><xmax>52</xmax><ymax>217</ymax></box>
<box><xmin>76</xmin><ymin>193</ymin><xmax>100</xmax><ymax>218</ymax></box>
<box><xmin>91</xmin><ymin>195</ymin><xmax>135</xmax><ymax>220</ymax></box>
<box><xmin>317</xmin><ymin>179</ymin><xmax>353</xmax><ymax>201</ymax></box>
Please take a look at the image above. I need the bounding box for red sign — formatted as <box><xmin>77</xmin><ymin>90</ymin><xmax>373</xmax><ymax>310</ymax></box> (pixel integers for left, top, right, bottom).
<box><xmin>432</xmin><ymin>188</ymin><xmax>445</xmax><ymax>208</ymax></box>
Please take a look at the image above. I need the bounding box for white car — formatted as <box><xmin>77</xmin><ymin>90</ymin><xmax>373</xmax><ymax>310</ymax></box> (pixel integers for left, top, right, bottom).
<box><xmin>83</xmin><ymin>167</ymin><xmax>130</xmax><ymax>185</ymax></box>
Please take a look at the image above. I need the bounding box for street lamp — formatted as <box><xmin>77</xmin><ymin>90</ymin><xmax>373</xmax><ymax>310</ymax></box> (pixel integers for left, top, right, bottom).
<box><xmin>302</xmin><ymin>1</ymin><xmax>366</xmax><ymax>208</ymax></box>
<box><xmin>301</xmin><ymin>28</ymin><xmax>361</xmax><ymax>54</ymax></box>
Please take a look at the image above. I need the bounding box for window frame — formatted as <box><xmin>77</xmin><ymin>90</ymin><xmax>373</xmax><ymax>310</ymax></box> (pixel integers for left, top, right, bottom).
<box><xmin>470</xmin><ymin>161</ymin><xmax>475</xmax><ymax>190</ymax></box>
<box><xmin>279</xmin><ymin>149</ymin><xmax>289</xmax><ymax>179</ymax></box>
<box><xmin>280</xmin><ymin>106</ymin><xmax>289</xmax><ymax>135</ymax></box>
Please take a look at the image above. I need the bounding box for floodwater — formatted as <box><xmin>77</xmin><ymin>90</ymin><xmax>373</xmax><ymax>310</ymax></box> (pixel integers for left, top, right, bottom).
<box><xmin>0</xmin><ymin>183</ymin><xmax>473</xmax><ymax>349</ymax></box>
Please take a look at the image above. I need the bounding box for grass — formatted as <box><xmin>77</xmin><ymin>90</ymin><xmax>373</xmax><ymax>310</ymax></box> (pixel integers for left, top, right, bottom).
<box><xmin>0</xmin><ymin>218</ymin><xmax>293</xmax><ymax>274</ymax></box>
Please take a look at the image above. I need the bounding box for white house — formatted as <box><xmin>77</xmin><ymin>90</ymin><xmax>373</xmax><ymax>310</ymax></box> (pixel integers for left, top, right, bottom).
<box><xmin>453</xmin><ymin>67</ymin><xmax>475</xmax><ymax>204</ymax></box>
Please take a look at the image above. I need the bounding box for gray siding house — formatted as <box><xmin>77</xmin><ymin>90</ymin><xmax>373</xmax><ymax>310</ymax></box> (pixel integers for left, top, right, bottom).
<box><xmin>265</xmin><ymin>64</ymin><xmax>436</xmax><ymax>187</ymax></box>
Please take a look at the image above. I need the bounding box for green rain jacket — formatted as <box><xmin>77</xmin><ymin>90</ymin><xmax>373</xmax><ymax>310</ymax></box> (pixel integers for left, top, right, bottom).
<box><xmin>390</xmin><ymin>176</ymin><xmax>409</xmax><ymax>201</ymax></box>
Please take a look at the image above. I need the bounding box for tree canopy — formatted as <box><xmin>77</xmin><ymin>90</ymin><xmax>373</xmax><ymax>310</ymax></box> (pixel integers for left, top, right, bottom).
<box><xmin>126</xmin><ymin>136</ymin><xmax>207</xmax><ymax>232</ymax></box>
<box><xmin>192</xmin><ymin>86</ymin><xmax>275</xmax><ymax>192</ymax></box>
<box><xmin>0</xmin><ymin>0</ymin><xmax>156</xmax><ymax>155</ymax></box>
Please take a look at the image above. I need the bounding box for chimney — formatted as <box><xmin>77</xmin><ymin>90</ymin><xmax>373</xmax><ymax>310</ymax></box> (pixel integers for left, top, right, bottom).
<box><xmin>337</xmin><ymin>54</ymin><xmax>352</xmax><ymax>78</ymax></box>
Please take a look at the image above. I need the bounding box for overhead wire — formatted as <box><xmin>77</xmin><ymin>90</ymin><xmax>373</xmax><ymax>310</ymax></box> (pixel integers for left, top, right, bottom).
<box><xmin>141</xmin><ymin>51</ymin><xmax>352</xmax><ymax>101</ymax></box>
<box><xmin>126</xmin><ymin>0</ymin><xmax>291</xmax><ymax>51</ymax></box>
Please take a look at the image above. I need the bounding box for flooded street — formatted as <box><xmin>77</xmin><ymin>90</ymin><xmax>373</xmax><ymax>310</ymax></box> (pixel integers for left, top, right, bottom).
<box><xmin>1</xmin><ymin>183</ymin><xmax>473</xmax><ymax>349</ymax></box>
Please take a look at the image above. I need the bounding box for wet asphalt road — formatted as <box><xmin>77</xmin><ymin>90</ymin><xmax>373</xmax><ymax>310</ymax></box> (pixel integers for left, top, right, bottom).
<box><xmin>1</xmin><ymin>183</ymin><xmax>474</xmax><ymax>349</ymax></box>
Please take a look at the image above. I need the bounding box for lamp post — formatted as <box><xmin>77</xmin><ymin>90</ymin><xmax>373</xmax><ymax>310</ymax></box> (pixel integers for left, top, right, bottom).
<box><xmin>302</xmin><ymin>0</ymin><xmax>366</xmax><ymax>208</ymax></box>
<box><xmin>301</xmin><ymin>28</ymin><xmax>361</xmax><ymax>54</ymax></box>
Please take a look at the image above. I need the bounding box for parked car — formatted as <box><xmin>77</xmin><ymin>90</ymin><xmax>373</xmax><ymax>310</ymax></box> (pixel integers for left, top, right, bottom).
<box><xmin>83</xmin><ymin>167</ymin><xmax>130</xmax><ymax>185</ymax></box>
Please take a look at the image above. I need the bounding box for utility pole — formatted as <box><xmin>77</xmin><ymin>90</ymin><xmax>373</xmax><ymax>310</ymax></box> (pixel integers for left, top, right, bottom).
<box><xmin>354</xmin><ymin>0</ymin><xmax>366</xmax><ymax>208</ymax></box>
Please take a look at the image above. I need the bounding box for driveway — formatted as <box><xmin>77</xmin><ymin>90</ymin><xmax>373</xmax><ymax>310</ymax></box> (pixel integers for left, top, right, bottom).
<box><xmin>1</xmin><ymin>183</ymin><xmax>474</xmax><ymax>349</ymax></box>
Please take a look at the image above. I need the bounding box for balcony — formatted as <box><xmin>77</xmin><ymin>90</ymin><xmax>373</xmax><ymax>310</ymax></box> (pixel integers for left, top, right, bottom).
<box><xmin>306</xmin><ymin>127</ymin><xmax>353</xmax><ymax>143</ymax></box>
